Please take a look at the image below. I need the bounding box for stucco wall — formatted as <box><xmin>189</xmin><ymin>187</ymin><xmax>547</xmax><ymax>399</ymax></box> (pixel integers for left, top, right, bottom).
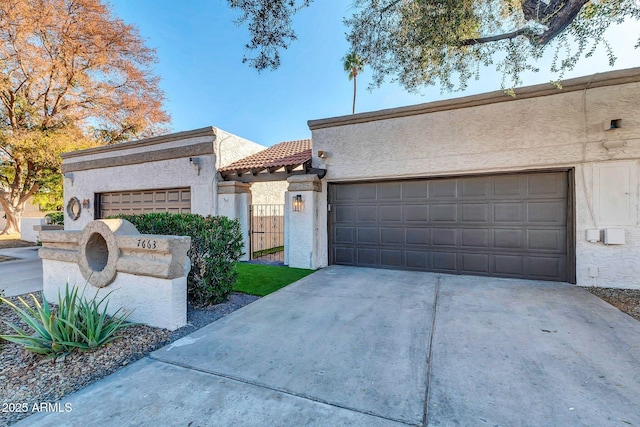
<box><xmin>250</xmin><ymin>181</ymin><xmax>288</xmax><ymax>205</ymax></box>
<box><xmin>62</xmin><ymin>127</ymin><xmax>265</xmax><ymax>230</ymax></box>
<box><xmin>63</xmin><ymin>155</ymin><xmax>216</xmax><ymax>230</ymax></box>
<box><xmin>311</xmin><ymin>74</ymin><xmax>640</xmax><ymax>289</ymax></box>
<box><xmin>214</xmin><ymin>128</ymin><xmax>266</xmax><ymax>169</ymax></box>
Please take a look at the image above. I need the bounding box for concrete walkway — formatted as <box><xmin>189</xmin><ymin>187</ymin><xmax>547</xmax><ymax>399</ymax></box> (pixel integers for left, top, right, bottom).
<box><xmin>17</xmin><ymin>266</ymin><xmax>640</xmax><ymax>426</ymax></box>
<box><xmin>0</xmin><ymin>246</ymin><xmax>42</xmax><ymax>297</ymax></box>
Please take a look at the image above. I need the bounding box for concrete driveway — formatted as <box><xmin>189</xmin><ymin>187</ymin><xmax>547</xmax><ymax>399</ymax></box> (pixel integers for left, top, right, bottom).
<box><xmin>0</xmin><ymin>246</ymin><xmax>42</xmax><ymax>297</ymax></box>
<box><xmin>20</xmin><ymin>266</ymin><xmax>640</xmax><ymax>426</ymax></box>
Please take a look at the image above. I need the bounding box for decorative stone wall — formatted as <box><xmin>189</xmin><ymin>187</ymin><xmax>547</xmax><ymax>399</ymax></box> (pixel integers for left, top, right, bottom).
<box><xmin>39</xmin><ymin>219</ymin><xmax>191</xmax><ymax>330</ymax></box>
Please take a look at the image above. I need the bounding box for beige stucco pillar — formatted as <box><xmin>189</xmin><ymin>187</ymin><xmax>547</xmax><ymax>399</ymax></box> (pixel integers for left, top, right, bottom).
<box><xmin>285</xmin><ymin>175</ymin><xmax>323</xmax><ymax>270</ymax></box>
<box><xmin>217</xmin><ymin>181</ymin><xmax>252</xmax><ymax>261</ymax></box>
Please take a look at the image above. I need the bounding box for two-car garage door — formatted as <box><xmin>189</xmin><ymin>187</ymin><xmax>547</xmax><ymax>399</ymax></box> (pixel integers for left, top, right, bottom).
<box><xmin>329</xmin><ymin>171</ymin><xmax>571</xmax><ymax>282</ymax></box>
<box><xmin>98</xmin><ymin>188</ymin><xmax>191</xmax><ymax>218</ymax></box>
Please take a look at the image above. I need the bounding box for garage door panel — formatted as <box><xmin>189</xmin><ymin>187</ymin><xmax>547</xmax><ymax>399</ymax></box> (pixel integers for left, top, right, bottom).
<box><xmin>527</xmin><ymin>173</ymin><xmax>566</xmax><ymax>197</ymax></box>
<box><xmin>493</xmin><ymin>176</ymin><xmax>523</xmax><ymax>196</ymax></box>
<box><xmin>527</xmin><ymin>229</ymin><xmax>566</xmax><ymax>251</ymax></box>
<box><xmin>462</xmin><ymin>203</ymin><xmax>489</xmax><ymax>222</ymax></box>
<box><xmin>404</xmin><ymin>205</ymin><xmax>428</xmax><ymax>222</ymax></box>
<box><xmin>494</xmin><ymin>229</ymin><xmax>524</xmax><ymax>249</ymax></box>
<box><xmin>526</xmin><ymin>256</ymin><xmax>566</xmax><ymax>279</ymax></box>
<box><xmin>406</xmin><ymin>251</ymin><xmax>429</xmax><ymax>268</ymax></box>
<box><xmin>527</xmin><ymin>201</ymin><xmax>565</xmax><ymax>224</ymax></box>
<box><xmin>357</xmin><ymin>206</ymin><xmax>377</xmax><ymax>222</ymax></box>
<box><xmin>381</xmin><ymin>228</ymin><xmax>404</xmax><ymax>244</ymax></box>
<box><xmin>430</xmin><ymin>180</ymin><xmax>457</xmax><ymax>198</ymax></box>
<box><xmin>357</xmin><ymin>248</ymin><xmax>379</xmax><ymax>265</ymax></box>
<box><xmin>494</xmin><ymin>203</ymin><xmax>523</xmax><ymax>222</ymax></box>
<box><xmin>167</xmin><ymin>191</ymin><xmax>180</xmax><ymax>202</ymax></box>
<box><xmin>431</xmin><ymin>204</ymin><xmax>457</xmax><ymax>222</ymax></box>
<box><xmin>403</xmin><ymin>181</ymin><xmax>429</xmax><ymax>198</ymax></box>
<box><xmin>461</xmin><ymin>229</ymin><xmax>490</xmax><ymax>248</ymax></box>
<box><xmin>334</xmin><ymin>247</ymin><xmax>355</xmax><ymax>264</ymax></box>
<box><xmin>462</xmin><ymin>253</ymin><xmax>490</xmax><ymax>274</ymax></box>
<box><xmin>335</xmin><ymin>227</ymin><xmax>355</xmax><ymax>244</ymax></box>
<box><xmin>433</xmin><ymin>228</ymin><xmax>457</xmax><ymax>246</ymax></box>
<box><xmin>433</xmin><ymin>252</ymin><xmax>457</xmax><ymax>271</ymax></box>
<box><xmin>380</xmin><ymin>205</ymin><xmax>402</xmax><ymax>222</ymax></box>
<box><xmin>460</xmin><ymin>177</ymin><xmax>490</xmax><ymax>197</ymax></box>
<box><xmin>334</xmin><ymin>185</ymin><xmax>358</xmax><ymax>201</ymax></box>
<box><xmin>380</xmin><ymin>250</ymin><xmax>402</xmax><ymax>267</ymax></box>
<box><xmin>406</xmin><ymin>228</ymin><xmax>430</xmax><ymax>245</ymax></box>
<box><xmin>494</xmin><ymin>255</ymin><xmax>524</xmax><ymax>275</ymax></box>
<box><xmin>357</xmin><ymin>228</ymin><xmax>379</xmax><ymax>244</ymax></box>
<box><xmin>378</xmin><ymin>182</ymin><xmax>402</xmax><ymax>199</ymax></box>
<box><xmin>357</xmin><ymin>184</ymin><xmax>378</xmax><ymax>199</ymax></box>
<box><xmin>335</xmin><ymin>205</ymin><xmax>357</xmax><ymax>222</ymax></box>
<box><xmin>329</xmin><ymin>172</ymin><xmax>569</xmax><ymax>281</ymax></box>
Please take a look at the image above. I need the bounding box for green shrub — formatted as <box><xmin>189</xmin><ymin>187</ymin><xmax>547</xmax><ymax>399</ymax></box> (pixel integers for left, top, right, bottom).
<box><xmin>45</xmin><ymin>211</ymin><xmax>64</xmax><ymax>226</ymax></box>
<box><xmin>0</xmin><ymin>285</ymin><xmax>132</xmax><ymax>359</ymax></box>
<box><xmin>111</xmin><ymin>213</ymin><xmax>244</xmax><ymax>306</ymax></box>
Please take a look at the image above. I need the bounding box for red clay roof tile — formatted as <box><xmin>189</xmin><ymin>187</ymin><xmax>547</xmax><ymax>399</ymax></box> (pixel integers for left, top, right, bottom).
<box><xmin>219</xmin><ymin>139</ymin><xmax>311</xmax><ymax>174</ymax></box>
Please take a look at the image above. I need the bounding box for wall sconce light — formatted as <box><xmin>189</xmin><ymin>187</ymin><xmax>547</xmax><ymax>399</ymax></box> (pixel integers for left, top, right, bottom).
<box><xmin>64</xmin><ymin>172</ymin><xmax>74</xmax><ymax>185</ymax></box>
<box><xmin>190</xmin><ymin>157</ymin><xmax>201</xmax><ymax>176</ymax></box>
<box><xmin>292</xmin><ymin>194</ymin><xmax>304</xmax><ymax>212</ymax></box>
<box><xmin>82</xmin><ymin>198</ymin><xmax>91</xmax><ymax>209</ymax></box>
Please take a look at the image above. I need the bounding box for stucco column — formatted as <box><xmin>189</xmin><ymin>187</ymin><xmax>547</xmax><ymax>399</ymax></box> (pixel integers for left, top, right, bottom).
<box><xmin>217</xmin><ymin>181</ymin><xmax>252</xmax><ymax>261</ymax></box>
<box><xmin>285</xmin><ymin>175</ymin><xmax>322</xmax><ymax>270</ymax></box>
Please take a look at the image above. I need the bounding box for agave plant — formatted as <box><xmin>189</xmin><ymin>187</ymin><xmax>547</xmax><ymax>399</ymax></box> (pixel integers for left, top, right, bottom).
<box><xmin>0</xmin><ymin>284</ymin><xmax>133</xmax><ymax>358</ymax></box>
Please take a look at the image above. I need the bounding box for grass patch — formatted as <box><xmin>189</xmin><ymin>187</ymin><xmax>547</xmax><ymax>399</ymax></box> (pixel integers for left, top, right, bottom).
<box><xmin>233</xmin><ymin>263</ymin><xmax>314</xmax><ymax>296</ymax></box>
<box><xmin>252</xmin><ymin>245</ymin><xmax>284</xmax><ymax>258</ymax></box>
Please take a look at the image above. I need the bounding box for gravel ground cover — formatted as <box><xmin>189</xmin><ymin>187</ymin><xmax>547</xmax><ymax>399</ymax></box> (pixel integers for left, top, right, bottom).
<box><xmin>0</xmin><ymin>292</ymin><xmax>258</xmax><ymax>426</ymax></box>
<box><xmin>586</xmin><ymin>287</ymin><xmax>640</xmax><ymax>322</ymax></box>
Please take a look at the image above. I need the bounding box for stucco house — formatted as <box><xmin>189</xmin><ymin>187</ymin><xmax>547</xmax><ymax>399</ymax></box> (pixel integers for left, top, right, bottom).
<box><xmin>60</xmin><ymin>67</ymin><xmax>640</xmax><ymax>290</ymax></box>
<box><xmin>60</xmin><ymin>126</ymin><xmax>301</xmax><ymax>260</ymax></box>
<box><xmin>296</xmin><ymin>67</ymin><xmax>639</xmax><ymax>289</ymax></box>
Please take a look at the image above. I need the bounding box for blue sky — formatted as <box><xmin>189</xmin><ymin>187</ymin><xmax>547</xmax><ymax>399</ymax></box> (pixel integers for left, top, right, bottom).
<box><xmin>108</xmin><ymin>1</ymin><xmax>640</xmax><ymax>147</ymax></box>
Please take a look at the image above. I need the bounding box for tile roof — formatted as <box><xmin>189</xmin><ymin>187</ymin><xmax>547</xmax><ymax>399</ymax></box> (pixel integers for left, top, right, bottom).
<box><xmin>219</xmin><ymin>139</ymin><xmax>312</xmax><ymax>175</ymax></box>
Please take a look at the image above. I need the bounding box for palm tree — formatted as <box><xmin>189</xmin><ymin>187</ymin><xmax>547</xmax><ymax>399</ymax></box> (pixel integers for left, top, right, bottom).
<box><xmin>343</xmin><ymin>53</ymin><xmax>365</xmax><ymax>114</ymax></box>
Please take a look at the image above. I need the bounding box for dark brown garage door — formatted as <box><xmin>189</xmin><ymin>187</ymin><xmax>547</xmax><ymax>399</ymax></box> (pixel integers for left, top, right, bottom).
<box><xmin>329</xmin><ymin>172</ymin><xmax>570</xmax><ymax>281</ymax></box>
<box><xmin>98</xmin><ymin>188</ymin><xmax>191</xmax><ymax>218</ymax></box>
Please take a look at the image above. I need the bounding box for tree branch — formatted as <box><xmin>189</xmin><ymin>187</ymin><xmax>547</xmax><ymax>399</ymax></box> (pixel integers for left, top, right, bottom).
<box><xmin>532</xmin><ymin>0</ymin><xmax>589</xmax><ymax>45</ymax></box>
<box><xmin>18</xmin><ymin>182</ymin><xmax>39</xmax><ymax>205</ymax></box>
<box><xmin>459</xmin><ymin>29</ymin><xmax>528</xmax><ymax>46</ymax></box>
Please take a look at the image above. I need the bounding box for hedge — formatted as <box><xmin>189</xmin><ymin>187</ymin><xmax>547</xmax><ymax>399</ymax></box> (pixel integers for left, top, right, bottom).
<box><xmin>110</xmin><ymin>213</ymin><xmax>244</xmax><ymax>306</ymax></box>
<box><xmin>45</xmin><ymin>211</ymin><xmax>64</xmax><ymax>226</ymax></box>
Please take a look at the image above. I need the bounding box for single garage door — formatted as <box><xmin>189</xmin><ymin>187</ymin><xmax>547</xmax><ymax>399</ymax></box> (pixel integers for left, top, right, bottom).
<box><xmin>98</xmin><ymin>188</ymin><xmax>191</xmax><ymax>218</ymax></box>
<box><xmin>329</xmin><ymin>171</ymin><xmax>570</xmax><ymax>281</ymax></box>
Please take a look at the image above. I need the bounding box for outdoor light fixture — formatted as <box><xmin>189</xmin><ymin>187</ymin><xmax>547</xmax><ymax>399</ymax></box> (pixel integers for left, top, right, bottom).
<box><xmin>292</xmin><ymin>194</ymin><xmax>304</xmax><ymax>212</ymax></box>
<box><xmin>190</xmin><ymin>157</ymin><xmax>201</xmax><ymax>175</ymax></box>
